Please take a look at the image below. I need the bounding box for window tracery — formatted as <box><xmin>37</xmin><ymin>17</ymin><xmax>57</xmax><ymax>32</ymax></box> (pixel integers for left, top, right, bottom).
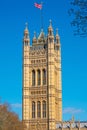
<box><xmin>32</xmin><ymin>70</ymin><xmax>35</xmax><ymax>86</ymax></box>
<box><xmin>37</xmin><ymin>70</ymin><xmax>41</xmax><ymax>85</ymax></box>
<box><xmin>32</xmin><ymin>101</ymin><xmax>35</xmax><ymax>118</ymax></box>
<box><xmin>43</xmin><ymin>69</ymin><xmax>46</xmax><ymax>85</ymax></box>
<box><xmin>37</xmin><ymin>101</ymin><xmax>41</xmax><ymax>118</ymax></box>
<box><xmin>42</xmin><ymin>101</ymin><xmax>46</xmax><ymax>118</ymax></box>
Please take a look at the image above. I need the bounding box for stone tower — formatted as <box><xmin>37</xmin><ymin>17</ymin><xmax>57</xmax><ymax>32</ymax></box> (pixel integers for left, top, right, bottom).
<box><xmin>22</xmin><ymin>21</ymin><xmax>62</xmax><ymax>130</ymax></box>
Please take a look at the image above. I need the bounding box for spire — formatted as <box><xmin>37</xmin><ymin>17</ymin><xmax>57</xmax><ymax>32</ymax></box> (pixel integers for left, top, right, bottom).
<box><xmin>25</xmin><ymin>22</ymin><xmax>28</xmax><ymax>30</ymax></box>
<box><xmin>55</xmin><ymin>28</ymin><xmax>60</xmax><ymax>51</ymax></box>
<box><xmin>32</xmin><ymin>31</ymin><xmax>37</xmax><ymax>44</ymax></box>
<box><xmin>49</xmin><ymin>19</ymin><xmax>52</xmax><ymax>27</ymax></box>
<box><xmin>48</xmin><ymin>19</ymin><xmax>54</xmax><ymax>36</ymax></box>
<box><xmin>56</xmin><ymin>28</ymin><xmax>58</xmax><ymax>36</ymax></box>
<box><xmin>24</xmin><ymin>22</ymin><xmax>29</xmax><ymax>36</ymax></box>
<box><xmin>38</xmin><ymin>29</ymin><xmax>45</xmax><ymax>43</ymax></box>
<box><xmin>23</xmin><ymin>22</ymin><xmax>30</xmax><ymax>46</ymax></box>
<box><xmin>56</xmin><ymin>28</ymin><xmax>60</xmax><ymax>44</ymax></box>
<box><xmin>34</xmin><ymin>31</ymin><xmax>36</xmax><ymax>38</ymax></box>
<box><xmin>38</xmin><ymin>29</ymin><xmax>44</xmax><ymax>39</ymax></box>
<box><xmin>72</xmin><ymin>115</ymin><xmax>75</xmax><ymax>123</ymax></box>
<box><xmin>47</xmin><ymin>20</ymin><xmax>54</xmax><ymax>44</ymax></box>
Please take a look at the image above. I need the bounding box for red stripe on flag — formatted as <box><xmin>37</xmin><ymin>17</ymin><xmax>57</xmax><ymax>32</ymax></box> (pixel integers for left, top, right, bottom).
<box><xmin>34</xmin><ymin>3</ymin><xmax>42</xmax><ymax>9</ymax></box>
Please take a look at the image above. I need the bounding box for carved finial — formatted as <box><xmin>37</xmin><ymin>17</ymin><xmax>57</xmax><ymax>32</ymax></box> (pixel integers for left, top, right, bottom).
<box><xmin>34</xmin><ymin>31</ymin><xmax>36</xmax><ymax>38</ymax></box>
<box><xmin>25</xmin><ymin>22</ymin><xmax>28</xmax><ymax>29</ymax></box>
<box><xmin>41</xmin><ymin>28</ymin><xmax>44</xmax><ymax>32</ymax></box>
<box><xmin>33</xmin><ymin>31</ymin><xmax>37</xmax><ymax>44</ymax></box>
<box><xmin>49</xmin><ymin>19</ymin><xmax>52</xmax><ymax>27</ymax></box>
<box><xmin>56</xmin><ymin>28</ymin><xmax>58</xmax><ymax>35</ymax></box>
<box><xmin>23</xmin><ymin>23</ymin><xmax>30</xmax><ymax>45</ymax></box>
<box><xmin>24</xmin><ymin>22</ymin><xmax>29</xmax><ymax>33</ymax></box>
<box><xmin>72</xmin><ymin>115</ymin><xmax>75</xmax><ymax>122</ymax></box>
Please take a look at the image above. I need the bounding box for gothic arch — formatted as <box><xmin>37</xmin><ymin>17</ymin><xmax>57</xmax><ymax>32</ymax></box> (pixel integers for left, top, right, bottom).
<box><xmin>42</xmin><ymin>100</ymin><xmax>46</xmax><ymax>118</ymax></box>
<box><xmin>37</xmin><ymin>101</ymin><xmax>41</xmax><ymax>118</ymax></box>
<box><xmin>37</xmin><ymin>69</ymin><xmax>41</xmax><ymax>85</ymax></box>
<box><xmin>32</xmin><ymin>70</ymin><xmax>35</xmax><ymax>86</ymax></box>
<box><xmin>42</xmin><ymin>69</ymin><xmax>46</xmax><ymax>85</ymax></box>
<box><xmin>32</xmin><ymin>101</ymin><xmax>35</xmax><ymax>118</ymax></box>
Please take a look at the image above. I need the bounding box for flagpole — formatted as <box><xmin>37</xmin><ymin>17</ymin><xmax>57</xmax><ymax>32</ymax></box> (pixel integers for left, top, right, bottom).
<box><xmin>34</xmin><ymin>2</ymin><xmax>43</xmax><ymax>30</ymax></box>
<box><xmin>40</xmin><ymin>2</ymin><xmax>43</xmax><ymax>30</ymax></box>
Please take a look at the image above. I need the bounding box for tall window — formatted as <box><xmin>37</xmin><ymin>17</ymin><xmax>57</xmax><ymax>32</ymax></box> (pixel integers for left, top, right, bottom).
<box><xmin>43</xmin><ymin>69</ymin><xmax>46</xmax><ymax>85</ymax></box>
<box><xmin>37</xmin><ymin>101</ymin><xmax>41</xmax><ymax>118</ymax></box>
<box><xmin>32</xmin><ymin>101</ymin><xmax>35</xmax><ymax>118</ymax></box>
<box><xmin>25</xmin><ymin>41</ymin><xmax>28</xmax><ymax>46</ymax></box>
<box><xmin>42</xmin><ymin>101</ymin><xmax>46</xmax><ymax>118</ymax></box>
<box><xmin>37</xmin><ymin>70</ymin><xmax>41</xmax><ymax>85</ymax></box>
<box><xmin>32</xmin><ymin>70</ymin><xmax>35</xmax><ymax>86</ymax></box>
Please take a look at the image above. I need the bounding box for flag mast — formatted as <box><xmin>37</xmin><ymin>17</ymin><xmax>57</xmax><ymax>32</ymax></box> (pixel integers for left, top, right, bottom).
<box><xmin>40</xmin><ymin>2</ymin><xmax>43</xmax><ymax>30</ymax></box>
<box><xmin>34</xmin><ymin>2</ymin><xmax>44</xmax><ymax>30</ymax></box>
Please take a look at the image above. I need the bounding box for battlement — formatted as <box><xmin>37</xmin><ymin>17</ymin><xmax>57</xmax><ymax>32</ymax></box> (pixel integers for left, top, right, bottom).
<box><xmin>56</xmin><ymin>122</ymin><xmax>87</xmax><ymax>129</ymax></box>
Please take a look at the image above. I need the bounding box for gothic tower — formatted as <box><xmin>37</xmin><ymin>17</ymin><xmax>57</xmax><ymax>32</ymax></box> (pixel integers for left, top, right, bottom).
<box><xmin>22</xmin><ymin>21</ymin><xmax>62</xmax><ymax>130</ymax></box>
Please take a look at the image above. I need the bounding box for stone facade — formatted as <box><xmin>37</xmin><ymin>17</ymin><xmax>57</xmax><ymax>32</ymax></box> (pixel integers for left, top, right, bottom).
<box><xmin>22</xmin><ymin>21</ymin><xmax>87</xmax><ymax>130</ymax></box>
<box><xmin>22</xmin><ymin>21</ymin><xmax>62</xmax><ymax>130</ymax></box>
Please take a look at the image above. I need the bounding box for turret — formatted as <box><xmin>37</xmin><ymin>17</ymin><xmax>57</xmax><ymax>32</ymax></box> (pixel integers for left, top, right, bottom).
<box><xmin>47</xmin><ymin>20</ymin><xmax>56</xmax><ymax>130</ymax></box>
<box><xmin>22</xmin><ymin>23</ymin><xmax>30</xmax><ymax>128</ymax></box>
<box><xmin>23</xmin><ymin>23</ymin><xmax>30</xmax><ymax>46</ymax></box>
<box><xmin>32</xmin><ymin>31</ymin><xmax>37</xmax><ymax>45</ymax></box>
<box><xmin>48</xmin><ymin>20</ymin><xmax>54</xmax><ymax>43</ymax></box>
<box><xmin>56</xmin><ymin>29</ymin><xmax>60</xmax><ymax>43</ymax></box>
<box><xmin>55</xmin><ymin>29</ymin><xmax>62</xmax><ymax>121</ymax></box>
<box><xmin>55</xmin><ymin>29</ymin><xmax>60</xmax><ymax>50</ymax></box>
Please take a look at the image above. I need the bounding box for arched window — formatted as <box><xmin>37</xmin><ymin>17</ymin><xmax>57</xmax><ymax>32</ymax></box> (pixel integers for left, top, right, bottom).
<box><xmin>32</xmin><ymin>70</ymin><xmax>35</xmax><ymax>86</ymax></box>
<box><xmin>37</xmin><ymin>101</ymin><xmax>41</xmax><ymax>118</ymax></box>
<box><xmin>42</xmin><ymin>69</ymin><xmax>46</xmax><ymax>85</ymax></box>
<box><xmin>42</xmin><ymin>101</ymin><xmax>46</xmax><ymax>118</ymax></box>
<box><xmin>37</xmin><ymin>70</ymin><xmax>41</xmax><ymax>85</ymax></box>
<box><xmin>25</xmin><ymin>41</ymin><xmax>28</xmax><ymax>46</ymax></box>
<box><xmin>32</xmin><ymin>101</ymin><xmax>35</xmax><ymax>118</ymax></box>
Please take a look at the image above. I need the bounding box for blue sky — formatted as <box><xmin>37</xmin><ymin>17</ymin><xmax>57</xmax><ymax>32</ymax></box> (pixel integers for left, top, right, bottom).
<box><xmin>0</xmin><ymin>0</ymin><xmax>87</xmax><ymax>121</ymax></box>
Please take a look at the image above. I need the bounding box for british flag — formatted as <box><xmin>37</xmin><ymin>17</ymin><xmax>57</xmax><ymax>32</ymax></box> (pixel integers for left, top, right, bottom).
<box><xmin>34</xmin><ymin>3</ymin><xmax>42</xmax><ymax>9</ymax></box>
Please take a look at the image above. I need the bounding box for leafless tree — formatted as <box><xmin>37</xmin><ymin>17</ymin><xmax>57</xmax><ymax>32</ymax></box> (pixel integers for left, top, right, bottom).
<box><xmin>0</xmin><ymin>102</ymin><xmax>26</xmax><ymax>130</ymax></box>
<box><xmin>68</xmin><ymin>0</ymin><xmax>87</xmax><ymax>37</ymax></box>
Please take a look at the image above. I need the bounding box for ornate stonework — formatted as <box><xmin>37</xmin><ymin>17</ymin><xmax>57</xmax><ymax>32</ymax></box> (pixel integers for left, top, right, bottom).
<box><xmin>22</xmin><ymin>21</ymin><xmax>87</xmax><ymax>130</ymax></box>
<box><xmin>22</xmin><ymin>21</ymin><xmax>62</xmax><ymax>130</ymax></box>
<box><xmin>57</xmin><ymin>121</ymin><xmax>87</xmax><ymax>130</ymax></box>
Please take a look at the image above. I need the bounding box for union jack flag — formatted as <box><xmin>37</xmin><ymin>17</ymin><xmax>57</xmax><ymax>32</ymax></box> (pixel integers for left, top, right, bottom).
<box><xmin>34</xmin><ymin>3</ymin><xmax>42</xmax><ymax>9</ymax></box>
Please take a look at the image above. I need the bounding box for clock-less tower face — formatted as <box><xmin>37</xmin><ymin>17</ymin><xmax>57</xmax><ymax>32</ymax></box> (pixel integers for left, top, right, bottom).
<box><xmin>22</xmin><ymin>22</ymin><xmax>62</xmax><ymax>130</ymax></box>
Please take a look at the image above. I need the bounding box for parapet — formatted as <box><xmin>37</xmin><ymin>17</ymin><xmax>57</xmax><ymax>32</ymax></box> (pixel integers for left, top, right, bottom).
<box><xmin>56</xmin><ymin>121</ymin><xmax>87</xmax><ymax>129</ymax></box>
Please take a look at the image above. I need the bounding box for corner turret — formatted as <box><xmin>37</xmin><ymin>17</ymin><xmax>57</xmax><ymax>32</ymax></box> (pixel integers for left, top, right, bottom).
<box><xmin>32</xmin><ymin>31</ymin><xmax>37</xmax><ymax>45</ymax></box>
<box><xmin>56</xmin><ymin>29</ymin><xmax>60</xmax><ymax>43</ymax></box>
<box><xmin>55</xmin><ymin>28</ymin><xmax>60</xmax><ymax>50</ymax></box>
<box><xmin>23</xmin><ymin>23</ymin><xmax>30</xmax><ymax>46</ymax></box>
<box><xmin>48</xmin><ymin>20</ymin><xmax>54</xmax><ymax>43</ymax></box>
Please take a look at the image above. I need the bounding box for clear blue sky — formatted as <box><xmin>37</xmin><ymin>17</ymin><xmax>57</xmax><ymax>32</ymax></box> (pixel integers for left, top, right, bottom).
<box><xmin>0</xmin><ymin>0</ymin><xmax>87</xmax><ymax>121</ymax></box>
